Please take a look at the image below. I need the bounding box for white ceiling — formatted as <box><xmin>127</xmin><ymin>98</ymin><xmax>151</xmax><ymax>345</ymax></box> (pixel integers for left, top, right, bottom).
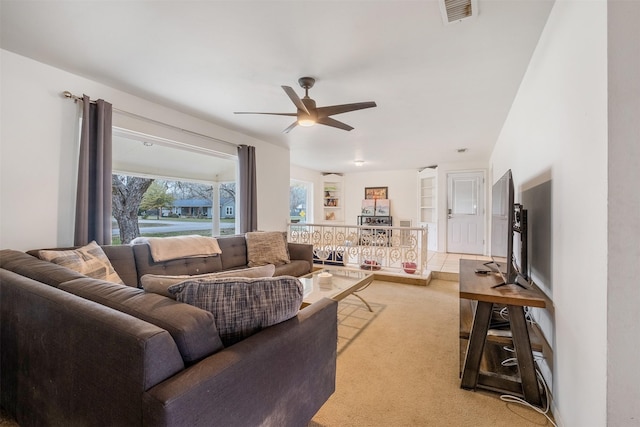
<box><xmin>0</xmin><ymin>0</ymin><xmax>554</xmax><ymax>174</ymax></box>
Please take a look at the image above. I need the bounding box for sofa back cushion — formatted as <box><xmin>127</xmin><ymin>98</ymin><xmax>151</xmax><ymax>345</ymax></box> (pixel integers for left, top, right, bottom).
<box><xmin>100</xmin><ymin>245</ymin><xmax>139</xmax><ymax>287</ymax></box>
<box><xmin>216</xmin><ymin>235</ymin><xmax>249</xmax><ymax>270</ymax></box>
<box><xmin>132</xmin><ymin>243</ymin><xmax>224</xmax><ymax>279</ymax></box>
<box><xmin>58</xmin><ymin>278</ymin><xmax>225</xmax><ymax>363</ymax></box>
<box><xmin>0</xmin><ymin>249</ymin><xmax>87</xmax><ymax>288</ymax></box>
<box><xmin>141</xmin><ymin>264</ymin><xmax>276</xmax><ymax>299</ymax></box>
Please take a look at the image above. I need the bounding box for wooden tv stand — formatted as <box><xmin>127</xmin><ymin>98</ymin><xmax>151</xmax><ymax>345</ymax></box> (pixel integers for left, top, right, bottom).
<box><xmin>459</xmin><ymin>259</ymin><xmax>546</xmax><ymax>406</ymax></box>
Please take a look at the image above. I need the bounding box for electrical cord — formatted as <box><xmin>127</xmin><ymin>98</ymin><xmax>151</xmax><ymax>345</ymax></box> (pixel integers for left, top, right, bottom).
<box><xmin>499</xmin><ymin>350</ymin><xmax>557</xmax><ymax>427</ymax></box>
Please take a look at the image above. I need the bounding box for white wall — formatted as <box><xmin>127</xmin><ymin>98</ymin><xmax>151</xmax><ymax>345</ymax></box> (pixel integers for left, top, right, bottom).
<box><xmin>607</xmin><ymin>1</ymin><xmax>640</xmax><ymax>425</ymax></box>
<box><xmin>491</xmin><ymin>2</ymin><xmax>608</xmax><ymax>425</ymax></box>
<box><xmin>290</xmin><ymin>162</ymin><xmax>495</xmax><ymax>254</ymax></box>
<box><xmin>290</xmin><ymin>166</ymin><xmax>420</xmax><ymax>228</ymax></box>
<box><xmin>0</xmin><ymin>50</ymin><xmax>290</xmax><ymax>250</ymax></box>
<box><xmin>343</xmin><ymin>169</ymin><xmax>418</xmax><ymax>226</ymax></box>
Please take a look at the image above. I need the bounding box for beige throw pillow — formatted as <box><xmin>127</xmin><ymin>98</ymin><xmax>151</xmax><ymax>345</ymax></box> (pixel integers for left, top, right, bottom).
<box><xmin>39</xmin><ymin>241</ymin><xmax>124</xmax><ymax>284</ymax></box>
<box><xmin>141</xmin><ymin>264</ymin><xmax>276</xmax><ymax>298</ymax></box>
<box><xmin>245</xmin><ymin>231</ymin><xmax>291</xmax><ymax>267</ymax></box>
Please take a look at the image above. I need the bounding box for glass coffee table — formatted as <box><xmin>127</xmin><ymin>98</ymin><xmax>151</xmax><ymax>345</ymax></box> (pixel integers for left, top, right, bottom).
<box><xmin>299</xmin><ymin>268</ymin><xmax>374</xmax><ymax>311</ymax></box>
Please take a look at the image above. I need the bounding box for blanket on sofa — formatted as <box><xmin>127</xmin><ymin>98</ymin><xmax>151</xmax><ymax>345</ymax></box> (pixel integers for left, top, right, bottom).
<box><xmin>132</xmin><ymin>235</ymin><xmax>222</xmax><ymax>262</ymax></box>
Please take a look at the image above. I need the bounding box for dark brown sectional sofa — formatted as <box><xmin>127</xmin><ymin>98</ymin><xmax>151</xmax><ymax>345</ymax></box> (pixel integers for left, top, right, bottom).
<box><xmin>0</xmin><ymin>235</ymin><xmax>337</xmax><ymax>427</ymax></box>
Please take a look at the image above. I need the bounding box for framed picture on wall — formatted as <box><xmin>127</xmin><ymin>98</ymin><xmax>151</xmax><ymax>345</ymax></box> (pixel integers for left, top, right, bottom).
<box><xmin>364</xmin><ymin>186</ymin><xmax>388</xmax><ymax>200</ymax></box>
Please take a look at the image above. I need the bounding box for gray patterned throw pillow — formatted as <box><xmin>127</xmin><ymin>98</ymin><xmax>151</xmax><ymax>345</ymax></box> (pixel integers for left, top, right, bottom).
<box><xmin>168</xmin><ymin>276</ymin><xmax>303</xmax><ymax>346</ymax></box>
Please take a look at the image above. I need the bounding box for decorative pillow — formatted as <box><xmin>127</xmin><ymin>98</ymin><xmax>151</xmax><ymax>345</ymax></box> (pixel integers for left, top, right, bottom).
<box><xmin>141</xmin><ymin>264</ymin><xmax>276</xmax><ymax>298</ymax></box>
<box><xmin>168</xmin><ymin>276</ymin><xmax>303</xmax><ymax>346</ymax></box>
<box><xmin>245</xmin><ymin>231</ymin><xmax>291</xmax><ymax>267</ymax></box>
<box><xmin>38</xmin><ymin>241</ymin><xmax>124</xmax><ymax>284</ymax></box>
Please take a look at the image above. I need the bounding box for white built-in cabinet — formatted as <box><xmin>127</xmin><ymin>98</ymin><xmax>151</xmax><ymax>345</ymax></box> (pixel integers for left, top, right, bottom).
<box><xmin>418</xmin><ymin>168</ymin><xmax>438</xmax><ymax>251</ymax></box>
<box><xmin>322</xmin><ymin>174</ymin><xmax>344</xmax><ymax>223</ymax></box>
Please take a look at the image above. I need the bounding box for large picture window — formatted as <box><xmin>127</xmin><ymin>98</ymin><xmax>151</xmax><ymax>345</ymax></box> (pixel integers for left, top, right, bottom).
<box><xmin>111</xmin><ymin>129</ymin><xmax>237</xmax><ymax>244</ymax></box>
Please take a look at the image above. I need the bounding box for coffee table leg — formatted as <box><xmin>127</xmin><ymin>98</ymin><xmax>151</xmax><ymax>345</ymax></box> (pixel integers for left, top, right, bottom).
<box><xmin>352</xmin><ymin>278</ymin><xmax>374</xmax><ymax>312</ymax></box>
<box><xmin>351</xmin><ymin>293</ymin><xmax>373</xmax><ymax>312</ymax></box>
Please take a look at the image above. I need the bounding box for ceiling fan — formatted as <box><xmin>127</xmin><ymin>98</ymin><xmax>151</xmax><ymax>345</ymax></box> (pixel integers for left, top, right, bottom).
<box><xmin>234</xmin><ymin>77</ymin><xmax>377</xmax><ymax>133</ymax></box>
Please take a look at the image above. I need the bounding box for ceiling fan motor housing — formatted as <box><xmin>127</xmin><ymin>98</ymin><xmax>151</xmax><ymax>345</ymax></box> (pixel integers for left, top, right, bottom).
<box><xmin>298</xmin><ymin>77</ymin><xmax>316</xmax><ymax>90</ymax></box>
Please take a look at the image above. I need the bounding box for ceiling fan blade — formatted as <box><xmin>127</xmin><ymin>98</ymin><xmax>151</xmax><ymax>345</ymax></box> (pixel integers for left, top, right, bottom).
<box><xmin>316</xmin><ymin>117</ymin><xmax>354</xmax><ymax>131</ymax></box>
<box><xmin>234</xmin><ymin>112</ymin><xmax>297</xmax><ymax>116</ymax></box>
<box><xmin>316</xmin><ymin>101</ymin><xmax>377</xmax><ymax>118</ymax></box>
<box><xmin>282</xmin><ymin>86</ymin><xmax>310</xmax><ymax>115</ymax></box>
<box><xmin>282</xmin><ymin>121</ymin><xmax>298</xmax><ymax>134</ymax></box>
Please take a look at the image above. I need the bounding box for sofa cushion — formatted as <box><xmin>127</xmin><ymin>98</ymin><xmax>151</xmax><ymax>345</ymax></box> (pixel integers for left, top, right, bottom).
<box><xmin>245</xmin><ymin>231</ymin><xmax>290</xmax><ymax>267</ymax></box>
<box><xmin>100</xmin><ymin>245</ymin><xmax>139</xmax><ymax>287</ymax></box>
<box><xmin>132</xmin><ymin>243</ymin><xmax>224</xmax><ymax>279</ymax></box>
<box><xmin>38</xmin><ymin>241</ymin><xmax>124</xmax><ymax>284</ymax></box>
<box><xmin>274</xmin><ymin>260</ymin><xmax>313</xmax><ymax>277</ymax></box>
<box><xmin>216</xmin><ymin>235</ymin><xmax>249</xmax><ymax>269</ymax></box>
<box><xmin>58</xmin><ymin>278</ymin><xmax>225</xmax><ymax>363</ymax></box>
<box><xmin>0</xmin><ymin>249</ymin><xmax>87</xmax><ymax>287</ymax></box>
<box><xmin>141</xmin><ymin>264</ymin><xmax>276</xmax><ymax>298</ymax></box>
<box><xmin>168</xmin><ymin>276</ymin><xmax>303</xmax><ymax>346</ymax></box>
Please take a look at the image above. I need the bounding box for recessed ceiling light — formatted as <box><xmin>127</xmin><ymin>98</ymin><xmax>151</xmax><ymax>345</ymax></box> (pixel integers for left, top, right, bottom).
<box><xmin>354</xmin><ymin>160</ymin><xmax>365</xmax><ymax>167</ymax></box>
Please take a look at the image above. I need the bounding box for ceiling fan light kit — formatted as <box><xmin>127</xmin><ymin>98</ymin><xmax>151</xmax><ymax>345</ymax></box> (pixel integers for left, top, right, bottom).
<box><xmin>298</xmin><ymin>118</ymin><xmax>315</xmax><ymax>127</ymax></box>
<box><xmin>235</xmin><ymin>77</ymin><xmax>377</xmax><ymax>133</ymax></box>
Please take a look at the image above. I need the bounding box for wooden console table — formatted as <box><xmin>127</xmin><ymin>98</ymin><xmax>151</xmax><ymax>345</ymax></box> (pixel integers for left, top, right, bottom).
<box><xmin>459</xmin><ymin>259</ymin><xmax>546</xmax><ymax>406</ymax></box>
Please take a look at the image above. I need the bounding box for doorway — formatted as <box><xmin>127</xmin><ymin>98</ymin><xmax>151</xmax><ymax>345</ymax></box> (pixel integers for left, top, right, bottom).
<box><xmin>447</xmin><ymin>171</ymin><xmax>485</xmax><ymax>254</ymax></box>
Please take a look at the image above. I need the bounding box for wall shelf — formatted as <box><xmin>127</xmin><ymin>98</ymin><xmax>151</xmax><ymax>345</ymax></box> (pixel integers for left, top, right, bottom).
<box><xmin>322</xmin><ymin>174</ymin><xmax>343</xmax><ymax>223</ymax></box>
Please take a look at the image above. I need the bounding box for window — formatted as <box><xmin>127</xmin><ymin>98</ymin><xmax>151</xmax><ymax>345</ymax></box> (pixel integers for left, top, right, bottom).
<box><xmin>111</xmin><ymin>129</ymin><xmax>237</xmax><ymax>244</ymax></box>
<box><xmin>290</xmin><ymin>180</ymin><xmax>313</xmax><ymax>223</ymax></box>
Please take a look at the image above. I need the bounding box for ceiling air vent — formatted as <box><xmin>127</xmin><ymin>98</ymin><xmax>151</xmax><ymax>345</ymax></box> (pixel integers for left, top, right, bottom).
<box><xmin>439</xmin><ymin>0</ymin><xmax>478</xmax><ymax>24</ymax></box>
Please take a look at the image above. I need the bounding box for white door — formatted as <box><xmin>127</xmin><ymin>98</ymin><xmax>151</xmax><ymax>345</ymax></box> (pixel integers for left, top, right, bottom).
<box><xmin>447</xmin><ymin>171</ymin><xmax>485</xmax><ymax>254</ymax></box>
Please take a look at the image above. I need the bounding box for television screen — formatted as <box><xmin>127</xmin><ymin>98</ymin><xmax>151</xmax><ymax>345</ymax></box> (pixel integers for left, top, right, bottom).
<box><xmin>488</xmin><ymin>169</ymin><xmax>516</xmax><ymax>286</ymax></box>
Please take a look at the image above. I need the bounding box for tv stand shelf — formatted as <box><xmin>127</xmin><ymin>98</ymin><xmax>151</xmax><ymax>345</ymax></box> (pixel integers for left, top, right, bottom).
<box><xmin>459</xmin><ymin>259</ymin><xmax>547</xmax><ymax>406</ymax></box>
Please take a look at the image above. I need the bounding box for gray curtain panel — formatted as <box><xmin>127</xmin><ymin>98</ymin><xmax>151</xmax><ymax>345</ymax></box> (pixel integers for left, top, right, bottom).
<box><xmin>74</xmin><ymin>95</ymin><xmax>113</xmax><ymax>246</ymax></box>
<box><xmin>238</xmin><ymin>144</ymin><xmax>258</xmax><ymax>233</ymax></box>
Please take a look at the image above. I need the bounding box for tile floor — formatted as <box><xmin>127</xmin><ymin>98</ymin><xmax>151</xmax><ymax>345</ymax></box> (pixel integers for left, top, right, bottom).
<box><xmin>427</xmin><ymin>252</ymin><xmax>492</xmax><ymax>274</ymax></box>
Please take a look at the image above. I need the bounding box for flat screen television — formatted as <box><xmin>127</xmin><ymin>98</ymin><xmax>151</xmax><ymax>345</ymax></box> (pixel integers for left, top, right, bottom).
<box><xmin>487</xmin><ymin>169</ymin><xmax>519</xmax><ymax>287</ymax></box>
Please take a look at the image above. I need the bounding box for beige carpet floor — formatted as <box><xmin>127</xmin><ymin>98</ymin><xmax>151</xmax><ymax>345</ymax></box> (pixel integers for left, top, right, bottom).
<box><xmin>309</xmin><ymin>278</ymin><xmax>554</xmax><ymax>427</ymax></box>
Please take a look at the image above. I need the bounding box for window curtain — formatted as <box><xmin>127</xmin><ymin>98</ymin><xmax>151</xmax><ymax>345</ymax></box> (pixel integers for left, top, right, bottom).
<box><xmin>237</xmin><ymin>144</ymin><xmax>257</xmax><ymax>233</ymax></box>
<box><xmin>74</xmin><ymin>95</ymin><xmax>113</xmax><ymax>246</ymax></box>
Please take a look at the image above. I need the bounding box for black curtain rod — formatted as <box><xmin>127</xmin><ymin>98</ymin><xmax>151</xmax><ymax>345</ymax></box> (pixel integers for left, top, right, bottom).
<box><xmin>62</xmin><ymin>91</ymin><xmax>239</xmax><ymax>148</ymax></box>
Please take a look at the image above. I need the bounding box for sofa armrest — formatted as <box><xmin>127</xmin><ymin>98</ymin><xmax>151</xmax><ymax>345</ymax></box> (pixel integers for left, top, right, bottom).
<box><xmin>142</xmin><ymin>298</ymin><xmax>338</xmax><ymax>427</ymax></box>
<box><xmin>287</xmin><ymin>242</ymin><xmax>313</xmax><ymax>271</ymax></box>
